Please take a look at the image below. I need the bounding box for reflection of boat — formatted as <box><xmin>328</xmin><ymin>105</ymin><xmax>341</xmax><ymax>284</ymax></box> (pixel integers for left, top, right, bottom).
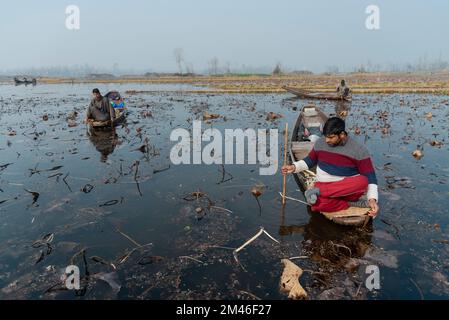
<box><xmin>87</xmin><ymin>126</ymin><xmax>118</xmax><ymax>162</ymax></box>
<box><xmin>279</xmin><ymin>211</ymin><xmax>373</xmax><ymax>267</ymax></box>
<box><xmin>283</xmin><ymin>86</ymin><xmax>351</xmax><ymax>101</ymax></box>
<box><xmin>290</xmin><ymin>105</ymin><xmax>370</xmax><ymax>227</ymax></box>
<box><xmin>14</xmin><ymin>77</ymin><xmax>37</xmax><ymax>86</ymax></box>
<box><xmin>89</xmin><ymin>91</ymin><xmax>127</xmax><ymax>128</ymax></box>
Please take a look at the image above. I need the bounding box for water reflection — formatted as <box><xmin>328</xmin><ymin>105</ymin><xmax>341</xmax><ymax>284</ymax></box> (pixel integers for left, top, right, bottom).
<box><xmin>280</xmin><ymin>207</ymin><xmax>373</xmax><ymax>264</ymax></box>
<box><xmin>334</xmin><ymin>101</ymin><xmax>351</xmax><ymax>120</ymax></box>
<box><xmin>1</xmin><ymin>86</ymin><xmax>448</xmax><ymax>299</ymax></box>
<box><xmin>87</xmin><ymin>127</ymin><xmax>119</xmax><ymax>162</ymax></box>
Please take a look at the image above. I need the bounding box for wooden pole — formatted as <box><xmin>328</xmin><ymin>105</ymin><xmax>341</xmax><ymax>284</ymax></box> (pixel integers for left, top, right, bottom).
<box><xmin>282</xmin><ymin>123</ymin><xmax>288</xmax><ymax>205</ymax></box>
<box><xmin>109</xmin><ymin>103</ymin><xmax>115</xmax><ymax>130</ymax></box>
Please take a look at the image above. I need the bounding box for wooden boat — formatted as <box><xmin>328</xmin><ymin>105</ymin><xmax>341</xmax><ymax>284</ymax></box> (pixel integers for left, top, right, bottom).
<box><xmin>289</xmin><ymin>105</ymin><xmax>370</xmax><ymax>227</ymax></box>
<box><xmin>14</xmin><ymin>77</ymin><xmax>37</xmax><ymax>86</ymax></box>
<box><xmin>283</xmin><ymin>86</ymin><xmax>351</xmax><ymax>101</ymax></box>
<box><xmin>89</xmin><ymin>112</ymin><xmax>126</xmax><ymax>128</ymax></box>
<box><xmin>89</xmin><ymin>91</ymin><xmax>127</xmax><ymax>129</ymax></box>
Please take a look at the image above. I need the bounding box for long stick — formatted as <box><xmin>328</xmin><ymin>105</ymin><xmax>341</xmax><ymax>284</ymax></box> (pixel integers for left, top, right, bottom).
<box><xmin>115</xmin><ymin>227</ymin><xmax>142</xmax><ymax>247</ymax></box>
<box><xmin>234</xmin><ymin>228</ymin><xmax>264</xmax><ymax>254</ymax></box>
<box><xmin>108</xmin><ymin>99</ymin><xmax>115</xmax><ymax>130</ymax></box>
<box><xmin>282</xmin><ymin>123</ymin><xmax>288</xmax><ymax>205</ymax></box>
<box><xmin>278</xmin><ymin>192</ymin><xmax>309</xmax><ymax>205</ymax></box>
<box><xmin>234</xmin><ymin>227</ymin><xmax>280</xmax><ymax>254</ymax></box>
<box><xmin>109</xmin><ymin>107</ymin><xmax>114</xmax><ymax>129</ymax></box>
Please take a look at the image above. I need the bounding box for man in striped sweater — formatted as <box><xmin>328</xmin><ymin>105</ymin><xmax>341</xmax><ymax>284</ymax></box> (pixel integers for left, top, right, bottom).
<box><xmin>282</xmin><ymin>117</ymin><xmax>379</xmax><ymax>217</ymax></box>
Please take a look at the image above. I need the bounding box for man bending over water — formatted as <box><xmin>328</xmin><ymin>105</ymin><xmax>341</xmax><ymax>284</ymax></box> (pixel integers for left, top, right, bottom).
<box><xmin>282</xmin><ymin>117</ymin><xmax>379</xmax><ymax>217</ymax></box>
<box><xmin>85</xmin><ymin>88</ymin><xmax>115</xmax><ymax>123</ymax></box>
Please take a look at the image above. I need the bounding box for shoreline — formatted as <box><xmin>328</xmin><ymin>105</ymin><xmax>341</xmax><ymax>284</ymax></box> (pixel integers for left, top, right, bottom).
<box><xmin>2</xmin><ymin>73</ymin><xmax>449</xmax><ymax>95</ymax></box>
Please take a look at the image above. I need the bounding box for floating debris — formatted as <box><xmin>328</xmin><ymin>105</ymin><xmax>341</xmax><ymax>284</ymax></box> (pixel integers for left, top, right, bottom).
<box><xmin>0</xmin><ymin>163</ymin><xmax>13</xmax><ymax>172</ymax></box>
<box><xmin>250</xmin><ymin>185</ymin><xmax>263</xmax><ymax>197</ymax></box>
<box><xmin>280</xmin><ymin>259</ymin><xmax>307</xmax><ymax>299</ymax></box>
<box><xmin>203</xmin><ymin>111</ymin><xmax>220</xmax><ymax>120</ymax></box>
<box><xmin>233</xmin><ymin>227</ymin><xmax>279</xmax><ymax>266</ymax></box>
<box><xmin>32</xmin><ymin>233</ymin><xmax>55</xmax><ymax>264</ymax></box>
<box><xmin>412</xmin><ymin>149</ymin><xmax>424</xmax><ymax>159</ymax></box>
<box><xmin>24</xmin><ymin>189</ymin><xmax>40</xmax><ymax>205</ymax></box>
<box><xmin>90</xmin><ymin>272</ymin><xmax>121</xmax><ymax>295</ymax></box>
<box><xmin>99</xmin><ymin>200</ymin><xmax>119</xmax><ymax>207</ymax></box>
<box><xmin>430</xmin><ymin>140</ymin><xmax>443</xmax><ymax>147</ymax></box>
<box><xmin>195</xmin><ymin>207</ymin><xmax>203</xmax><ymax>214</ymax></box>
<box><xmin>178</xmin><ymin>256</ymin><xmax>204</xmax><ymax>264</ymax></box>
<box><xmin>250</xmin><ymin>184</ymin><xmax>265</xmax><ymax>215</ymax></box>
<box><xmin>266</xmin><ymin>112</ymin><xmax>283</xmax><ymax>121</ymax></box>
<box><xmin>81</xmin><ymin>184</ymin><xmax>94</xmax><ymax>193</ymax></box>
<box><xmin>138</xmin><ymin>255</ymin><xmax>164</xmax><ymax>265</ymax></box>
<box><xmin>115</xmin><ymin>227</ymin><xmax>142</xmax><ymax>247</ymax></box>
<box><xmin>432</xmin><ymin>239</ymin><xmax>449</xmax><ymax>245</ymax></box>
<box><xmin>385</xmin><ymin>176</ymin><xmax>414</xmax><ymax>189</ymax></box>
<box><xmin>90</xmin><ymin>256</ymin><xmax>117</xmax><ymax>270</ymax></box>
<box><xmin>29</xmin><ymin>165</ymin><xmax>64</xmax><ymax>176</ymax></box>
<box><xmin>153</xmin><ymin>165</ymin><xmax>170</xmax><ymax>175</ymax></box>
<box><xmin>210</xmin><ymin>206</ymin><xmax>233</xmax><ymax>214</ymax></box>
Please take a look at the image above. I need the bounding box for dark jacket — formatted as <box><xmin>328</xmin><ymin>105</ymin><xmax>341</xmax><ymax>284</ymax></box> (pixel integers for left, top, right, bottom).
<box><xmin>86</xmin><ymin>96</ymin><xmax>115</xmax><ymax>121</ymax></box>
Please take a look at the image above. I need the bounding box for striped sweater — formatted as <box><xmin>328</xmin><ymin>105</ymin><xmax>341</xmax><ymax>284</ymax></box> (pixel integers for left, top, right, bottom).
<box><xmin>293</xmin><ymin>136</ymin><xmax>378</xmax><ymax>201</ymax></box>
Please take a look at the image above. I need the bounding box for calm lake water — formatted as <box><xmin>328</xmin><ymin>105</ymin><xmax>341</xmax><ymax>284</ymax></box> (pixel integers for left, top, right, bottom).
<box><xmin>0</xmin><ymin>83</ymin><xmax>448</xmax><ymax>299</ymax></box>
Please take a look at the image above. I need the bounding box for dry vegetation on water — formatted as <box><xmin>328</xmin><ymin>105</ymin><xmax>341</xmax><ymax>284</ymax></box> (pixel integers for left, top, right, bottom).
<box><xmin>3</xmin><ymin>72</ymin><xmax>449</xmax><ymax>94</ymax></box>
<box><xmin>1</xmin><ymin>82</ymin><xmax>449</xmax><ymax>299</ymax></box>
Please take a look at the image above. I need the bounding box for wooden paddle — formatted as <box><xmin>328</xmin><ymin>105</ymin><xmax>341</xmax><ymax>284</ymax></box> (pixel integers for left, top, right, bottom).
<box><xmin>109</xmin><ymin>101</ymin><xmax>115</xmax><ymax>130</ymax></box>
<box><xmin>282</xmin><ymin>123</ymin><xmax>288</xmax><ymax>205</ymax></box>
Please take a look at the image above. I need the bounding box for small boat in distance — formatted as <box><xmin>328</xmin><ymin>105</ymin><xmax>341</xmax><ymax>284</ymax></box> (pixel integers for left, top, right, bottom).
<box><xmin>283</xmin><ymin>86</ymin><xmax>352</xmax><ymax>101</ymax></box>
<box><xmin>14</xmin><ymin>77</ymin><xmax>37</xmax><ymax>86</ymax></box>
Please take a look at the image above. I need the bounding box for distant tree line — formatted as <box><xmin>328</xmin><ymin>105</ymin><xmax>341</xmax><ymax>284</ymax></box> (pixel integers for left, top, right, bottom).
<box><xmin>2</xmin><ymin>53</ymin><xmax>448</xmax><ymax>77</ymax></box>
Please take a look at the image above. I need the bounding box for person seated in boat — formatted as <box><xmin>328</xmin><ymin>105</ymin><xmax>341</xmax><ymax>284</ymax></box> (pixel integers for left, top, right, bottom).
<box><xmin>336</xmin><ymin>80</ymin><xmax>351</xmax><ymax>98</ymax></box>
<box><xmin>303</xmin><ymin>125</ymin><xmax>322</xmax><ymax>144</ymax></box>
<box><xmin>107</xmin><ymin>92</ymin><xmax>125</xmax><ymax>118</ymax></box>
<box><xmin>85</xmin><ymin>88</ymin><xmax>115</xmax><ymax>123</ymax></box>
<box><xmin>281</xmin><ymin>117</ymin><xmax>379</xmax><ymax>217</ymax></box>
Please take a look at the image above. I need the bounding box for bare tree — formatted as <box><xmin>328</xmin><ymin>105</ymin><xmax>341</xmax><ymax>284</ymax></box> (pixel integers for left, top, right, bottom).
<box><xmin>112</xmin><ymin>62</ymin><xmax>119</xmax><ymax>75</ymax></box>
<box><xmin>272</xmin><ymin>63</ymin><xmax>282</xmax><ymax>76</ymax></box>
<box><xmin>209</xmin><ymin>57</ymin><xmax>219</xmax><ymax>75</ymax></box>
<box><xmin>173</xmin><ymin>48</ymin><xmax>184</xmax><ymax>75</ymax></box>
<box><xmin>325</xmin><ymin>65</ymin><xmax>339</xmax><ymax>75</ymax></box>
<box><xmin>224</xmin><ymin>61</ymin><xmax>231</xmax><ymax>74</ymax></box>
<box><xmin>185</xmin><ymin>63</ymin><xmax>194</xmax><ymax>75</ymax></box>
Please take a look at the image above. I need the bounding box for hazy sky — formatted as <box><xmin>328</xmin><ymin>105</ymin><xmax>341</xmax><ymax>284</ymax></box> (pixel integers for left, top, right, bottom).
<box><xmin>1</xmin><ymin>0</ymin><xmax>448</xmax><ymax>73</ymax></box>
